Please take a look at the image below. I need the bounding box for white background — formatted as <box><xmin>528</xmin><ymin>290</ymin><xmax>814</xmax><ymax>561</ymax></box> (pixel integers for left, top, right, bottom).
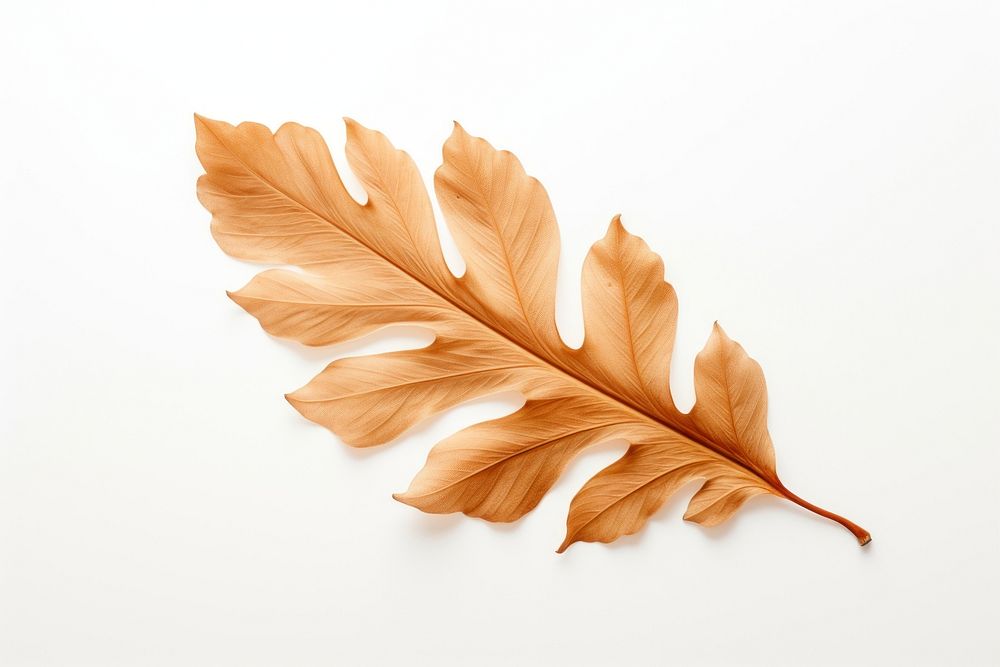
<box><xmin>2</xmin><ymin>1</ymin><xmax>998</xmax><ymax>665</ymax></box>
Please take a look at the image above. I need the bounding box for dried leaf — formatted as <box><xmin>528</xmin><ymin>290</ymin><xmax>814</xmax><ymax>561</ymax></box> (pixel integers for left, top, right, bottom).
<box><xmin>195</xmin><ymin>115</ymin><xmax>870</xmax><ymax>551</ymax></box>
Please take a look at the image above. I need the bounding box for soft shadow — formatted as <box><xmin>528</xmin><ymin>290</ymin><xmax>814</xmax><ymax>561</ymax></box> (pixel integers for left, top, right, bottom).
<box><xmin>480</xmin><ymin>518</ymin><xmax>522</xmax><ymax>534</ymax></box>
<box><xmin>402</xmin><ymin>507</ymin><xmax>519</xmax><ymax>541</ymax></box>
<box><xmin>336</xmin><ymin>440</ymin><xmax>393</xmax><ymax>461</ymax></box>
<box><xmin>405</xmin><ymin>510</ymin><xmax>466</xmax><ymax>536</ymax></box>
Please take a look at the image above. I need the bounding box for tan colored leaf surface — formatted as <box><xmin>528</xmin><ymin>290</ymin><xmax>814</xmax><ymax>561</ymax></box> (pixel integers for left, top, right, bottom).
<box><xmin>575</xmin><ymin>217</ymin><xmax>678</xmax><ymax>417</ymax></box>
<box><xmin>196</xmin><ymin>115</ymin><xmax>870</xmax><ymax>551</ymax></box>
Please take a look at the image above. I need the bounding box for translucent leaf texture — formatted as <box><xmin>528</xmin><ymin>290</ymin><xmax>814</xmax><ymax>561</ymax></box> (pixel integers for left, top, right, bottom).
<box><xmin>195</xmin><ymin>115</ymin><xmax>870</xmax><ymax>551</ymax></box>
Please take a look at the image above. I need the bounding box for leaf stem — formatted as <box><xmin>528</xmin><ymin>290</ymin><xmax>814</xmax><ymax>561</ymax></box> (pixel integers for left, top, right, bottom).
<box><xmin>774</xmin><ymin>482</ymin><xmax>871</xmax><ymax>546</ymax></box>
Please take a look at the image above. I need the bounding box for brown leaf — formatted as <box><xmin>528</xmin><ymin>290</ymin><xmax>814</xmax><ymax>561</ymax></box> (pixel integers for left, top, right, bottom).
<box><xmin>576</xmin><ymin>217</ymin><xmax>678</xmax><ymax>417</ymax></box>
<box><xmin>196</xmin><ymin>114</ymin><xmax>870</xmax><ymax>551</ymax></box>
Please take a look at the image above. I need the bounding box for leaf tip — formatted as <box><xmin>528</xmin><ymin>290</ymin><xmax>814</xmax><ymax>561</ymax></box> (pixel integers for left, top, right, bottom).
<box><xmin>193</xmin><ymin>113</ymin><xmax>217</xmax><ymax>131</ymax></box>
<box><xmin>599</xmin><ymin>215</ymin><xmax>628</xmax><ymax>248</ymax></box>
<box><xmin>450</xmin><ymin>120</ymin><xmax>469</xmax><ymax>140</ymax></box>
<box><xmin>343</xmin><ymin>116</ymin><xmax>366</xmax><ymax>136</ymax></box>
<box><xmin>226</xmin><ymin>288</ymin><xmax>253</xmax><ymax>313</ymax></box>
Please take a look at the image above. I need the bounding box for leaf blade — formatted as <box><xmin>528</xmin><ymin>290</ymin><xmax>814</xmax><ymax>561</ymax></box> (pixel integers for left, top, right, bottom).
<box><xmin>690</xmin><ymin>323</ymin><xmax>777</xmax><ymax>479</ymax></box>
<box><xmin>578</xmin><ymin>216</ymin><xmax>679</xmax><ymax>417</ymax></box>
<box><xmin>395</xmin><ymin>396</ymin><xmax>634</xmax><ymax>521</ymax></box>
<box><xmin>435</xmin><ymin>123</ymin><xmax>562</xmax><ymax>354</ymax></box>
<box><xmin>286</xmin><ymin>338</ymin><xmax>538</xmax><ymax>446</ymax></box>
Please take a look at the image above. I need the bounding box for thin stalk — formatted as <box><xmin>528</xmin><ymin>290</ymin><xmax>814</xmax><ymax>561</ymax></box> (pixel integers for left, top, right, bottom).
<box><xmin>774</xmin><ymin>481</ymin><xmax>871</xmax><ymax>545</ymax></box>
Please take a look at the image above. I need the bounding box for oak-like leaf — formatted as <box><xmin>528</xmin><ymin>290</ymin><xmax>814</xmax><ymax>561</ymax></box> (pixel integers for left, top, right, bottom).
<box><xmin>195</xmin><ymin>115</ymin><xmax>870</xmax><ymax>551</ymax></box>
